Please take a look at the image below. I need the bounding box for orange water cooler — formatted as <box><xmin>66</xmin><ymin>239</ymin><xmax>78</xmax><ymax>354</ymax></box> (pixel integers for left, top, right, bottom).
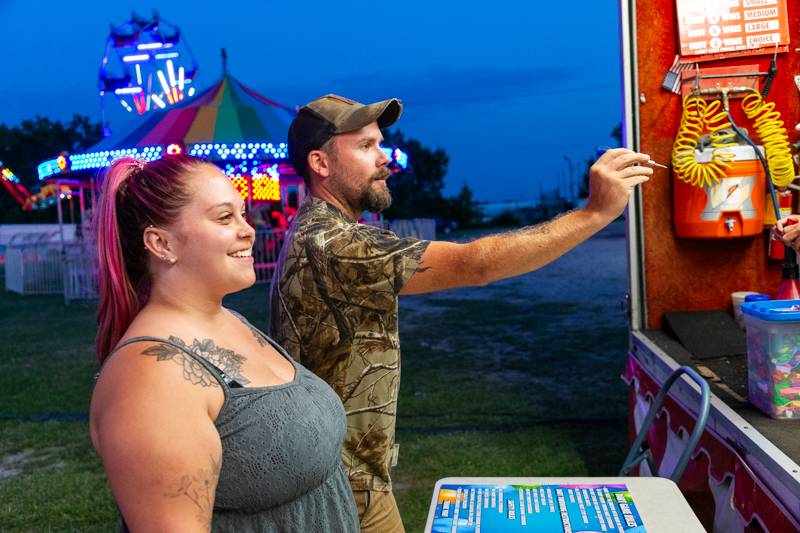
<box><xmin>673</xmin><ymin>144</ymin><xmax>765</xmax><ymax>238</ymax></box>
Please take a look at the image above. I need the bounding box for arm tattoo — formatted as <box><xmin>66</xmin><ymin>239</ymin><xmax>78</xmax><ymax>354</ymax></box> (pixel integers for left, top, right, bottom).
<box><xmin>164</xmin><ymin>455</ymin><xmax>221</xmax><ymax>530</ymax></box>
<box><xmin>141</xmin><ymin>337</ymin><xmax>251</xmax><ymax>387</ymax></box>
<box><xmin>415</xmin><ymin>261</ymin><xmax>432</xmax><ymax>274</ymax></box>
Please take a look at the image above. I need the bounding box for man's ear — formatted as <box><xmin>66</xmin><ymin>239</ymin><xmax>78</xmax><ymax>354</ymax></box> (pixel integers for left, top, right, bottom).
<box><xmin>307</xmin><ymin>149</ymin><xmax>332</xmax><ymax>179</ymax></box>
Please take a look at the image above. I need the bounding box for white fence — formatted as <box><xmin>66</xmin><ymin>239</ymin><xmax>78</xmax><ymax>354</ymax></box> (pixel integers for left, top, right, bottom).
<box><xmin>5</xmin><ymin>242</ymin><xmax>64</xmax><ymax>295</ymax></box>
<box><xmin>4</xmin><ymin>241</ymin><xmax>97</xmax><ymax>301</ymax></box>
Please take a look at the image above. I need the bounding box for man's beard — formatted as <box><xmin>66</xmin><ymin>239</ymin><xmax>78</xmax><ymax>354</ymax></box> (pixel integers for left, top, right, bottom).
<box><xmin>355</xmin><ymin>168</ymin><xmax>392</xmax><ymax>213</ymax></box>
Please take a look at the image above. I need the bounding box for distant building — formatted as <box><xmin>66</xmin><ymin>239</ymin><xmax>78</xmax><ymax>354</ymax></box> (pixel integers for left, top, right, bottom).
<box><xmin>476</xmin><ymin>200</ymin><xmax>540</xmax><ymax>221</ymax></box>
<box><xmin>477</xmin><ymin>186</ymin><xmax>579</xmax><ymax>225</ymax></box>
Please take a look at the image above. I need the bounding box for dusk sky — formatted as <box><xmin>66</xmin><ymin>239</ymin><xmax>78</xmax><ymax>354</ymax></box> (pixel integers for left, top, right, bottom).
<box><xmin>0</xmin><ymin>1</ymin><xmax>624</xmax><ymax>202</ymax></box>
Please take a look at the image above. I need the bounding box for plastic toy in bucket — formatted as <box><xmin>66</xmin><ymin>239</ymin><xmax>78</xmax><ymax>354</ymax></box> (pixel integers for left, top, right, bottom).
<box><xmin>741</xmin><ymin>299</ymin><xmax>800</xmax><ymax>418</ymax></box>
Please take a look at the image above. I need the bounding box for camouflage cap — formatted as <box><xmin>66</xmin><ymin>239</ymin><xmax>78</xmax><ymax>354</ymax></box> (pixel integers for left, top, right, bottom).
<box><xmin>288</xmin><ymin>94</ymin><xmax>402</xmax><ymax>177</ymax></box>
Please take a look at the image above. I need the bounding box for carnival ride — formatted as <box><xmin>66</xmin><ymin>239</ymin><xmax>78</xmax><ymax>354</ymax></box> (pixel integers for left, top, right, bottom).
<box><xmin>0</xmin><ymin>159</ymin><xmax>77</xmax><ymax>212</ymax></box>
<box><xmin>99</xmin><ymin>11</ymin><xmax>199</xmax><ymax>134</ymax></box>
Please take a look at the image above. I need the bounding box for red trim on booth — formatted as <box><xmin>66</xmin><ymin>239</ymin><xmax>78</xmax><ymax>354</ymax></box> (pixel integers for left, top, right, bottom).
<box><xmin>623</xmin><ymin>354</ymin><xmax>800</xmax><ymax>531</ymax></box>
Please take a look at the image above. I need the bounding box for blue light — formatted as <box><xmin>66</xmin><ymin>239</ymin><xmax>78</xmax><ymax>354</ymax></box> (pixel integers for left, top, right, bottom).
<box><xmin>47</xmin><ymin>138</ymin><xmax>369</xmax><ymax>175</ymax></box>
<box><xmin>37</xmin><ymin>159</ymin><xmax>63</xmax><ymax>179</ymax></box>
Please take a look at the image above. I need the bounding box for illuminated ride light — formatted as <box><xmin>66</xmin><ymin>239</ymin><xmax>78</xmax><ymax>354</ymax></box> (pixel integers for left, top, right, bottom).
<box><xmin>252</xmin><ymin>164</ymin><xmax>281</xmax><ymax>201</ymax></box>
<box><xmin>38</xmin><ymin>143</ymin><xmax>409</xmax><ymax>182</ymax></box>
<box><xmin>99</xmin><ymin>11</ymin><xmax>198</xmax><ymax>120</ymax></box>
<box><xmin>23</xmin><ymin>184</ymin><xmax>75</xmax><ymax>211</ymax></box>
<box><xmin>38</xmin><ymin>159</ymin><xmax>64</xmax><ymax>179</ymax></box>
<box><xmin>114</xmin><ymin>87</ymin><xmax>143</xmax><ymax>95</ymax></box>
<box><xmin>1</xmin><ymin>161</ymin><xmax>20</xmax><ymax>184</ymax></box>
<box><xmin>137</xmin><ymin>42</ymin><xmax>164</xmax><ymax>50</ymax></box>
<box><xmin>230</xmin><ymin>175</ymin><xmax>250</xmax><ymax>200</ymax></box>
<box><xmin>188</xmin><ymin>142</ymin><xmax>289</xmax><ymax>161</ymax></box>
<box><xmin>122</xmin><ymin>54</ymin><xmax>150</xmax><ymax>63</ymax></box>
<box><xmin>382</xmin><ymin>147</ymin><xmax>409</xmax><ymax>169</ymax></box>
<box><xmin>165</xmin><ymin>143</ymin><xmax>183</xmax><ymax>155</ymax></box>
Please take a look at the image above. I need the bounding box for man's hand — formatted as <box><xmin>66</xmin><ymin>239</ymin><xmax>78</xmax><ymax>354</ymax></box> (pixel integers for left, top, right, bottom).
<box><xmin>585</xmin><ymin>148</ymin><xmax>653</xmax><ymax>222</ymax></box>
<box><xmin>776</xmin><ymin>215</ymin><xmax>800</xmax><ymax>251</ymax></box>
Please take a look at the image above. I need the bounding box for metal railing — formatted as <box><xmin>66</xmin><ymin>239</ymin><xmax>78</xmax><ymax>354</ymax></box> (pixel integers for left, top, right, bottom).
<box><xmin>4</xmin><ymin>219</ymin><xmax>433</xmax><ymax>297</ymax></box>
<box><xmin>63</xmin><ymin>241</ymin><xmax>98</xmax><ymax>302</ymax></box>
<box><xmin>253</xmin><ymin>229</ymin><xmax>285</xmax><ymax>284</ymax></box>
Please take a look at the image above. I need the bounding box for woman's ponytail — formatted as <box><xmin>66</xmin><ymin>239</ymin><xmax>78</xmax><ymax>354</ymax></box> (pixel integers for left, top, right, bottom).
<box><xmin>95</xmin><ymin>159</ymin><xmax>144</xmax><ymax>362</ymax></box>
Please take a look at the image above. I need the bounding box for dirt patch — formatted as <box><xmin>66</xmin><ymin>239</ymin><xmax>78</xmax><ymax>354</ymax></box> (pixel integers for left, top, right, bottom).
<box><xmin>0</xmin><ymin>447</ymin><xmax>66</xmax><ymax>480</ymax></box>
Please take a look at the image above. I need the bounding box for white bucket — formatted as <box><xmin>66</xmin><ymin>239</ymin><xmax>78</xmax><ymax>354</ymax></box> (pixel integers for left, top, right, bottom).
<box><xmin>732</xmin><ymin>291</ymin><xmax>760</xmax><ymax>329</ymax></box>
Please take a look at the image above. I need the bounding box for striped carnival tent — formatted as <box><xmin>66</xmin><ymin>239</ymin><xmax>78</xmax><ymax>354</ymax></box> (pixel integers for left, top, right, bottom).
<box><xmin>37</xmin><ymin>72</ymin><xmax>298</xmax><ymax>183</ymax></box>
<box><xmin>36</xmin><ymin>73</ymin><xmax>307</xmax><ymax>209</ymax></box>
<box><xmin>35</xmin><ymin>70</ymin><xmax>407</xmax><ymax>206</ymax></box>
<box><xmin>89</xmin><ymin>73</ymin><xmax>295</xmax><ymax>151</ymax></box>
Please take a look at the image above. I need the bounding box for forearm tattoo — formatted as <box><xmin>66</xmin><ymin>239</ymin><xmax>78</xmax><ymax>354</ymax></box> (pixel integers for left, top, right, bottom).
<box><xmin>141</xmin><ymin>337</ymin><xmax>251</xmax><ymax>387</ymax></box>
<box><xmin>164</xmin><ymin>455</ymin><xmax>221</xmax><ymax>529</ymax></box>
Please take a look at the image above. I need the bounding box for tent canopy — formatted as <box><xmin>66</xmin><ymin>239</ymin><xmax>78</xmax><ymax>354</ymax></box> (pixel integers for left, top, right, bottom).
<box><xmin>91</xmin><ymin>75</ymin><xmax>295</xmax><ymax>151</ymax></box>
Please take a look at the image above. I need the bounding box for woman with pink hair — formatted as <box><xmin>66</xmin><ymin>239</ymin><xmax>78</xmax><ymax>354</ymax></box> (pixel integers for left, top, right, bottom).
<box><xmin>90</xmin><ymin>155</ymin><xmax>358</xmax><ymax>532</ymax></box>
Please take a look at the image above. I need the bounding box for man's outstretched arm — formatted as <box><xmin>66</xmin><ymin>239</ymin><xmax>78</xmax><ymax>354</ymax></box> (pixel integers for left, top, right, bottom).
<box><xmin>401</xmin><ymin>148</ymin><xmax>652</xmax><ymax>295</ymax></box>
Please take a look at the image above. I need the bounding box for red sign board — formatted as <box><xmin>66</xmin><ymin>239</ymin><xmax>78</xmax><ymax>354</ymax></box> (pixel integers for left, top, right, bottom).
<box><xmin>677</xmin><ymin>0</ymin><xmax>789</xmax><ymax>61</ymax></box>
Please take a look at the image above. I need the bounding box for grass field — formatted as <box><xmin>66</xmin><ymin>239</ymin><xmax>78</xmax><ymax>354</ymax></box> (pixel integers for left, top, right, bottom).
<box><xmin>0</xmin><ymin>222</ymin><xmax>632</xmax><ymax>531</ymax></box>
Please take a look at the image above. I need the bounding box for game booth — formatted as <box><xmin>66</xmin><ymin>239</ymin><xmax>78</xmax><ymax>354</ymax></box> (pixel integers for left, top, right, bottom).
<box><xmin>425</xmin><ymin>0</ymin><xmax>800</xmax><ymax>532</ymax></box>
<box><xmin>621</xmin><ymin>0</ymin><xmax>800</xmax><ymax>531</ymax></box>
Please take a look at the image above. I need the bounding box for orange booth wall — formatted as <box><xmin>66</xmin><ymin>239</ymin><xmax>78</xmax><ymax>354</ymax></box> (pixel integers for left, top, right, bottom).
<box><xmin>634</xmin><ymin>1</ymin><xmax>800</xmax><ymax>329</ymax></box>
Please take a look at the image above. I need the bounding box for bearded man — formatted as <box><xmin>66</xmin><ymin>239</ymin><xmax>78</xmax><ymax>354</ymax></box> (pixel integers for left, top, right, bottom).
<box><xmin>269</xmin><ymin>94</ymin><xmax>651</xmax><ymax>533</ymax></box>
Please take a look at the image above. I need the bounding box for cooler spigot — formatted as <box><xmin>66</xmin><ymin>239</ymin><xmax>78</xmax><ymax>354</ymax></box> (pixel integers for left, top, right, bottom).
<box><xmin>726</xmin><ymin>218</ymin><xmax>736</xmax><ymax>232</ymax></box>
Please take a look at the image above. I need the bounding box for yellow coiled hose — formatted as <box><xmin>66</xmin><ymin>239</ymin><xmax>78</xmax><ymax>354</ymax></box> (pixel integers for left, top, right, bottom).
<box><xmin>741</xmin><ymin>90</ymin><xmax>795</xmax><ymax>187</ymax></box>
<box><xmin>672</xmin><ymin>95</ymin><xmax>737</xmax><ymax>188</ymax></box>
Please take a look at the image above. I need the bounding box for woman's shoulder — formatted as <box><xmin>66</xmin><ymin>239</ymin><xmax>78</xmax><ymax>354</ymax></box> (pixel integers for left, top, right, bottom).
<box><xmin>98</xmin><ymin>330</ymin><xmax>227</xmax><ymax>393</ymax></box>
<box><xmin>92</xmin><ymin>329</ymin><xmax>226</xmax><ymax>424</ymax></box>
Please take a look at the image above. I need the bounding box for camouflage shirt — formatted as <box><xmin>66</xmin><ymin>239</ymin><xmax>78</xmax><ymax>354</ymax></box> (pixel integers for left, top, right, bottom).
<box><xmin>269</xmin><ymin>197</ymin><xmax>429</xmax><ymax>491</ymax></box>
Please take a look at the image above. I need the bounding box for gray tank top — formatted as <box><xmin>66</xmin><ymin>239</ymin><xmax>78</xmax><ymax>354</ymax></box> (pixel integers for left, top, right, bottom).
<box><xmin>109</xmin><ymin>322</ymin><xmax>359</xmax><ymax>532</ymax></box>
